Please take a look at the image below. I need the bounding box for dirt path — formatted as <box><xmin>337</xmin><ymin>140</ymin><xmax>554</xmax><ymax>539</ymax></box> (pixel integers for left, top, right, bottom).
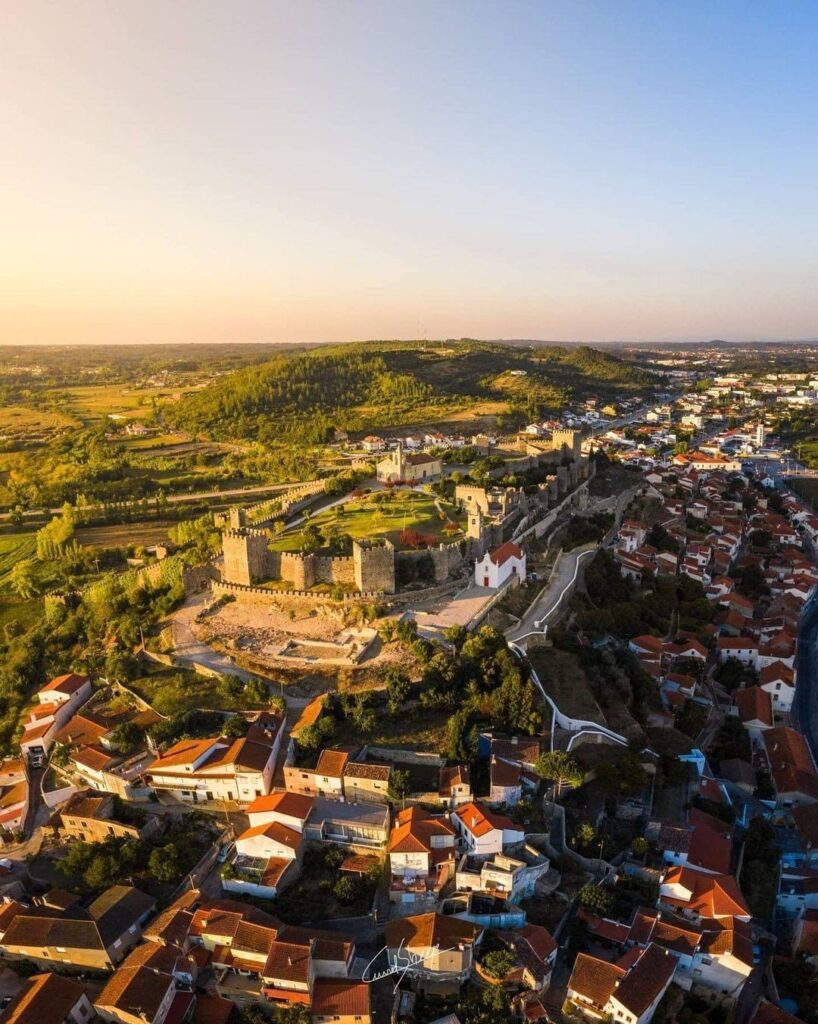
<box><xmin>170</xmin><ymin>592</ymin><xmax>255</xmax><ymax>682</ymax></box>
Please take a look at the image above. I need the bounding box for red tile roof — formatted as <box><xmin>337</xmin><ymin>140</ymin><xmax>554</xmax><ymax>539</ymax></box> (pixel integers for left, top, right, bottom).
<box><xmin>735</xmin><ymin>686</ymin><xmax>773</xmax><ymax>727</ymax></box>
<box><xmin>489</xmin><ymin>541</ymin><xmax>524</xmax><ymax>566</ymax></box>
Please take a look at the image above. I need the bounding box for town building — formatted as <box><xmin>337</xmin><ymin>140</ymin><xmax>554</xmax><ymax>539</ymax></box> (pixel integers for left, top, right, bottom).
<box><xmin>0</xmin><ymin>886</ymin><xmax>155</xmax><ymax>970</ymax></box>
<box><xmin>147</xmin><ymin>713</ymin><xmax>283</xmax><ymax>805</ymax></box>
<box><xmin>3</xmin><ymin>974</ymin><xmax>95</xmax><ymax>1024</ymax></box>
<box><xmin>384</xmin><ymin>913</ymin><xmax>482</xmax><ymax>988</ymax></box>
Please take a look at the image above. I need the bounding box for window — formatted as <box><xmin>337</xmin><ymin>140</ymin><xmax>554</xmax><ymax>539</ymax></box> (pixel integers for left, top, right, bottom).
<box><xmin>113</xmin><ymin>938</ymin><xmax>122</xmax><ymax>948</ymax></box>
<box><xmin>56</xmin><ymin>946</ymin><xmax>66</xmax><ymax>952</ymax></box>
<box><xmin>702</xmin><ymin>957</ymin><xmax>712</xmax><ymax>965</ymax></box>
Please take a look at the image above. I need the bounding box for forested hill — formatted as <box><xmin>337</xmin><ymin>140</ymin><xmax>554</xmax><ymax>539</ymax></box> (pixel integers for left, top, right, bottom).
<box><xmin>164</xmin><ymin>341</ymin><xmax>653</xmax><ymax>445</ymax></box>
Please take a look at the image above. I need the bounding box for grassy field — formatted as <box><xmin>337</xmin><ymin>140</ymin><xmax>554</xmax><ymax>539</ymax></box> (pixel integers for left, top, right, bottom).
<box><xmin>113</xmin><ymin>432</ymin><xmax>191</xmax><ymax>450</ymax></box>
<box><xmin>0</xmin><ymin>532</ymin><xmax>38</xmax><ymax>588</ymax></box>
<box><xmin>529</xmin><ymin>648</ymin><xmax>605</xmax><ymax>724</ymax></box>
<box><xmin>791</xmin><ymin>477</ymin><xmax>818</xmax><ymax>508</ymax></box>
<box><xmin>0</xmin><ymin>405</ymin><xmax>77</xmax><ymax>433</ymax></box>
<box><xmin>0</xmin><ymin>596</ymin><xmax>41</xmax><ymax>630</ymax></box>
<box><xmin>269</xmin><ymin>491</ymin><xmax>465</xmax><ymax>552</ymax></box>
<box><xmin>129</xmin><ymin>664</ymin><xmax>269</xmax><ymax>716</ymax></box>
<box><xmin>332</xmin><ymin>707</ymin><xmax>449</xmax><ymax>752</ymax></box>
<box><xmin>62</xmin><ymin>384</ymin><xmax>177</xmax><ymax>424</ymax></box>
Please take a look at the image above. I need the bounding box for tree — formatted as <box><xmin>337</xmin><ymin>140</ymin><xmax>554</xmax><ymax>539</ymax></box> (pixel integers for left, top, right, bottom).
<box><xmin>333</xmin><ymin>875</ymin><xmax>362</xmax><ymax>903</ymax></box>
<box><xmin>577</xmin><ymin>883</ymin><xmax>614</xmax><ymax>915</ymax></box>
<box><xmin>595</xmin><ymin>750</ymin><xmax>648</xmax><ymax>797</ymax></box>
<box><xmin>384</xmin><ymin>667</ymin><xmax>411</xmax><ymax>716</ymax></box>
<box><xmin>481</xmin><ymin>948</ymin><xmax>515</xmax><ymax>979</ymax></box>
<box><xmin>109</xmin><ymin>720</ymin><xmax>142</xmax><ymax>753</ymax></box>
<box><xmin>534</xmin><ymin>750</ymin><xmax>583</xmax><ymax>796</ymax></box>
<box><xmin>243</xmin><ymin>678</ymin><xmax>268</xmax><ymax>704</ymax></box>
<box><xmin>9</xmin><ymin>560</ymin><xmax>37</xmax><ymax>599</ymax></box>
<box><xmin>84</xmin><ymin>853</ymin><xmax>119</xmax><ymax>890</ymax></box>
<box><xmin>149</xmin><ymin>842</ymin><xmax>183</xmax><ymax>883</ymax></box>
<box><xmin>576</xmin><ymin>822</ymin><xmax>596</xmax><ymax>848</ymax></box>
<box><xmin>276</xmin><ymin>1007</ymin><xmax>312</xmax><ymax>1024</ymax></box>
<box><xmin>351</xmin><ymin>696</ymin><xmax>376</xmax><ymax>735</ymax></box>
<box><xmin>631</xmin><ymin>836</ymin><xmax>648</xmax><ymax>859</ymax></box>
<box><xmin>388</xmin><ymin>768</ymin><xmax>411</xmax><ymax>802</ymax></box>
<box><xmin>446</xmin><ymin>708</ymin><xmax>476</xmax><ymax>762</ymax></box>
<box><xmin>218</xmin><ymin>674</ymin><xmax>244</xmax><ymax>702</ymax></box>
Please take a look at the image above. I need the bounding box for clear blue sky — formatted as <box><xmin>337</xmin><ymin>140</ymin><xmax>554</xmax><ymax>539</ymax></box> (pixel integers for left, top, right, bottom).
<box><xmin>2</xmin><ymin>1</ymin><xmax>818</xmax><ymax>345</ymax></box>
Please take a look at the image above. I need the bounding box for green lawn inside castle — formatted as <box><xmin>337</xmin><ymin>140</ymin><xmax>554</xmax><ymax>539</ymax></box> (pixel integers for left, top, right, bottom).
<box><xmin>220</xmin><ymin>488</ymin><xmax>471</xmax><ymax>596</ymax></box>
<box><xmin>268</xmin><ymin>490</ymin><xmax>466</xmax><ymax>555</ymax></box>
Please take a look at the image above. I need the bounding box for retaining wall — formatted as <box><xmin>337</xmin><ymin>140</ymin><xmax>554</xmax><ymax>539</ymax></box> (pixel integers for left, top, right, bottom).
<box><xmin>362</xmin><ymin>745</ymin><xmax>445</xmax><ymax>768</ymax></box>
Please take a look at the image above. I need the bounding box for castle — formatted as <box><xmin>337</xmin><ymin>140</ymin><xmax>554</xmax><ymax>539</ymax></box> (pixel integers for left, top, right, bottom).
<box><xmin>222</xmin><ymin>530</ymin><xmax>398</xmax><ymax>593</ymax></box>
<box><xmin>219</xmin><ymin>452</ymin><xmax>591</xmax><ymax>599</ymax></box>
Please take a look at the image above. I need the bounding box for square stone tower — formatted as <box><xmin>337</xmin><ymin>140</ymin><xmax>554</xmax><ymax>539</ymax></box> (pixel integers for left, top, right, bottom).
<box><xmin>353</xmin><ymin>539</ymin><xmax>396</xmax><ymax>594</ymax></box>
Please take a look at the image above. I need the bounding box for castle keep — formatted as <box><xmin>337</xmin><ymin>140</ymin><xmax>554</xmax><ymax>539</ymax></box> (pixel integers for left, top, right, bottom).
<box><xmin>222</xmin><ymin>530</ymin><xmax>398</xmax><ymax>593</ymax></box>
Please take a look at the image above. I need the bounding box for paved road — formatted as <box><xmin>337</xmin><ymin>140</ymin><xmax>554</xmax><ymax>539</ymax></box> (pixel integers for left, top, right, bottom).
<box><xmin>506</xmin><ymin>545</ymin><xmax>596</xmax><ymax>647</ymax></box>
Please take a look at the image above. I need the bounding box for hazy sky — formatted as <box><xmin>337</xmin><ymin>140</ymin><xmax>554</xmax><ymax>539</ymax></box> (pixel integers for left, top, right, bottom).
<box><xmin>3</xmin><ymin>1</ymin><xmax>818</xmax><ymax>346</ymax></box>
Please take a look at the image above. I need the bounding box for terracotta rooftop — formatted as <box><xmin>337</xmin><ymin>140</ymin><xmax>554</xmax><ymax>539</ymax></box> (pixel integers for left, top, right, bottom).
<box><xmin>385</xmin><ymin>912</ymin><xmax>481</xmax><ymax>951</ymax></box>
<box><xmin>3</xmin><ymin>974</ymin><xmax>87</xmax><ymax>1024</ymax></box>
<box><xmin>735</xmin><ymin>686</ymin><xmax>774</xmax><ymax>727</ymax></box>
<box><xmin>246</xmin><ymin>790</ymin><xmax>315</xmax><ymax>820</ymax></box>
<box><xmin>314</xmin><ymin>749</ymin><xmax>353</xmax><ymax>778</ymax></box>
<box><xmin>311</xmin><ymin>979</ymin><xmax>370</xmax><ymax>1018</ymax></box>
<box><xmin>39</xmin><ymin>673</ymin><xmax>89</xmax><ymax>697</ymax></box>
<box><xmin>488</xmin><ymin>540</ymin><xmax>524</xmax><ymax>566</ymax></box>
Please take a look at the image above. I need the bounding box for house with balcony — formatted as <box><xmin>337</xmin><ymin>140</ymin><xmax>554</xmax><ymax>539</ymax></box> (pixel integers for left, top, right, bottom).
<box><xmin>223</xmin><ymin>817</ymin><xmax>304</xmax><ymax>900</ymax></box>
<box><xmin>566</xmin><ymin>943</ymin><xmax>676</xmax><ymax>1024</ymax></box>
<box><xmin>455</xmin><ymin>845</ymin><xmax>550</xmax><ymax>903</ymax></box>
<box><xmin>304</xmin><ymin>797</ymin><xmax>390</xmax><ymax>850</ymax></box>
<box><xmin>383</xmin><ymin>913</ymin><xmax>483</xmax><ymax>990</ymax></box>
<box><xmin>147</xmin><ymin>713</ymin><xmax>283</xmax><ymax>805</ymax></box>
<box><xmin>439</xmin><ymin>764</ymin><xmax>472</xmax><ymax>808</ymax></box>
<box><xmin>387</xmin><ymin>806</ymin><xmax>457</xmax><ymax>905</ymax></box>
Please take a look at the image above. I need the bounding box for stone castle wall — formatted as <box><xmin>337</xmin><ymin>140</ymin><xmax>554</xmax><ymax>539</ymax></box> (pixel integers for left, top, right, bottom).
<box><xmin>212</xmin><ymin>580</ymin><xmax>384</xmax><ymax>612</ymax></box>
<box><xmin>396</xmin><ymin>540</ymin><xmax>467</xmax><ymax>583</ymax></box>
